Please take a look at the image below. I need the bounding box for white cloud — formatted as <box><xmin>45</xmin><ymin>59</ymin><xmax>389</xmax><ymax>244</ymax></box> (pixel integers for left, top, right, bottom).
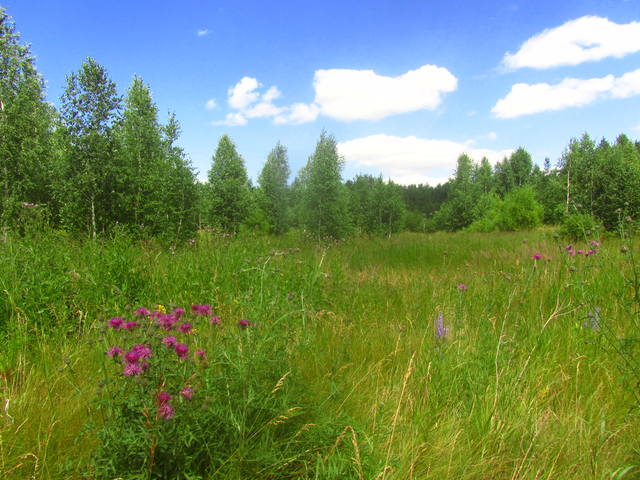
<box><xmin>212</xmin><ymin>112</ymin><xmax>247</xmax><ymax>126</ymax></box>
<box><xmin>262</xmin><ymin>86</ymin><xmax>281</xmax><ymax>102</ymax></box>
<box><xmin>205</xmin><ymin>98</ymin><xmax>217</xmax><ymax>110</ymax></box>
<box><xmin>313</xmin><ymin>65</ymin><xmax>457</xmax><ymax>121</ymax></box>
<box><xmin>274</xmin><ymin>103</ymin><xmax>320</xmax><ymax>125</ymax></box>
<box><xmin>228</xmin><ymin>77</ymin><xmax>261</xmax><ymax>110</ymax></box>
<box><xmin>492</xmin><ymin>68</ymin><xmax>640</xmax><ymax>118</ymax></box>
<box><xmin>244</xmin><ymin>101</ymin><xmax>285</xmax><ymax>119</ymax></box>
<box><xmin>502</xmin><ymin>16</ymin><xmax>640</xmax><ymax>70</ymax></box>
<box><xmin>197</xmin><ymin>29</ymin><xmax>211</xmax><ymax>37</ymax></box>
<box><xmin>338</xmin><ymin>134</ymin><xmax>512</xmax><ymax>186</ymax></box>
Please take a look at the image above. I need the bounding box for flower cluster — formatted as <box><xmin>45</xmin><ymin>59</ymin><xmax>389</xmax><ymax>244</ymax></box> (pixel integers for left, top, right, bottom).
<box><xmin>565</xmin><ymin>243</ymin><xmax>598</xmax><ymax>257</ymax></box>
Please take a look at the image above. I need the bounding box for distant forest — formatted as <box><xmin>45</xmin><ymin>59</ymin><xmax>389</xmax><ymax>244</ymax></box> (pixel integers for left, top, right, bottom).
<box><xmin>2</xmin><ymin>8</ymin><xmax>640</xmax><ymax>240</ymax></box>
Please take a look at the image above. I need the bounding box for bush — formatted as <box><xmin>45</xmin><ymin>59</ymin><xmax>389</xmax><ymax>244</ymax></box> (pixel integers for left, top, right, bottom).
<box><xmin>559</xmin><ymin>214</ymin><xmax>601</xmax><ymax>240</ymax></box>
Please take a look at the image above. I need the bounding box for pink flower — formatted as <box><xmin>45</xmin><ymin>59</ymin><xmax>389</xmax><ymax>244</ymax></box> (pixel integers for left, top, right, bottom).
<box><xmin>238</xmin><ymin>319</ymin><xmax>250</xmax><ymax>329</ymax></box>
<box><xmin>178</xmin><ymin>323</ymin><xmax>192</xmax><ymax>334</ymax></box>
<box><xmin>181</xmin><ymin>386</ymin><xmax>194</xmax><ymax>400</ymax></box>
<box><xmin>107</xmin><ymin>346</ymin><xmax>124</xmax><ymax>357</ymax></box>
<box><xmin>157</xmin><ymin>403</ymin><xmax>174</xmax><ymax>419</ymax></box>
<box><xmin>174</xmin><ymin>343</ymin><xmax>189</xmax><ymax>359</ymax></box>
<box><xmin>586</xmin><ymin>249</ymin><xmax>597</xmax><ymax>256</ymax></box>
<box><xmin>532</xmin><ymin>253</ymin><xmax>542</xmax><ymax>260</ymax></box>
<box><xmin>568</xmin><ymin>249</ymin><xmax>576</xmax><ymax>256</ymax></box>
<box><xmin>457</xmin><ymin>284</ymin><xmax>467</xmax><ymax>291</ymax></box>
<box><xmin>124</xmin><ymin>321</ymin><xmax>138</xmax><ymax>331</ymax></box>
<box><xmin>565</xmin><ymin>245</ymin><xmax>573</xmax><ymax>251</ymax></box>
<box><xmin>158</xmin><ymin>391</ymin><xmax>171</xmax><ymax>404</ymax></box>
<box><xmin>196</xmin><ymin>349</ymin><xmax>206</xmax><ymax>360</ymax></box>
<box><xmin>134</xmin><ymin>307</ymin><xmax>150</xmax><ymax>317</ymax></box>
<box><xmin>210</xmin><ymin>316</ymin><xmax>221</xmax><ymax>325</ymax></box>
<box><xmin>131</xmin><ymin>344</ymin><xmax>152</xmax><ymax>359</ymax></box>
<box><xmin>192</xmin><ymin>304</ymin><xmax>212</xmax><ymax>316</ymax></box>
<box><xmin>173</xmin><ymin>308</ymin><xmax>185</xmax><ymax>317</ymax></box>
<box><xmin>123</xmin><ymin>363</ymin><xmax>143</xmax><ymax>376</ymax></box>
<box><xmin>591</xmin><ymin>240</ymin><xmax>600</xmax><ymax>247</ymax></box>
<box><xmin>577</xmin><ymin>249</ymin><xmax>585</xmax><ymax>255</ymax></box>
<box><xmin>162</xmin><ymin>336</ymin><xmax>177</xmax><ymax>348</ymax></box>
<box><xmin>124</xmin><ymin>350</ymin><xmax>141</xmax><ymax>364</ymax></box>
<box><xmin>108</xmin><ymin>317</ymin><xmax>125</xmax><ymax>329</ymax></box>
<box><xmin>158</xmin><ymin>314</ymin><xmax>177</xmax><ymax>330</ymax></box>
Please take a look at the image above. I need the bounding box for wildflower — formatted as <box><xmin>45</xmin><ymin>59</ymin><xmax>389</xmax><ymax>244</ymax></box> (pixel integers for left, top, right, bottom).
<box><xmin>181</xmin><ymin>386</ymin><xmax>194</xmax><ymax>400</ymax></box>
<box><xmin>457</xmin><ymin>284</ymin><xmax>467</xmax><ymax>291</ymax></box>
<box><xmin>157</xmin><ymin>403</ymin><xmax>174</xmax><ymax>419</ymax></box>
<box><xmin>124</xmin><ymin>350</ymin><xmax>141</xmax><ymax>364</ymax></box>
<box><xmin>586</xmin><ymin>249</ymin><xmax>597</xmax><ymax>256</ymax></box>
<box><xmin>158</xmin><ymin>314</ymin><xmax>177</xmax><ymax>330</ymax></box>
<box><xmin>107</xmin><ymin>346</ymin><xmax>124</xmax><ymax>357</ymax></box>
<box><xmin>108</xmin><ymin>317</ymin><xmax>125</xmax><ymax>329</ymax></box>
<box><xmin>565</xmin><ymin>245</ymin><xmax>573</xmax><ymax>251</ymax></box>
<box><xmin>162</xmin><ymin>336</ymin><xmax>177</xmax><ymax>348</ymax></box>
<box><xmin>210</xmin><ymin>316</ymin><xmax>221</xmax><ymax>325</ymax></box>
<box><xmin>435</xmin><ymin>312</ymin><xmax>448</xmax><ymax>339</ymax></box>
<box><xmin>577</xmin><ymin>249</ymin><xmax>584</xmax><ymax>255</ymax></box>
<box><xmin>192</xmin><ymin>304</ymin><xmax>212</xmax><ymax>316</ymax></box>
<box><xmin>173</xmin><ymin>308</ymin><xmax>185</xmax><ymax>318</ymax></box>
<box><xmin>134</xmin><ymin>307</ymin><xmax>150</xmax><ymax>317</ymax></box>
<box><xmin>131</xmin><ymin>344</ymin><xmax>152</xmax><ymax>359</ymax></box>
<box><xmin>157</xmin><ymin>304</ymin><xmax>167</xmax><ymax>314</ymax></box>
<box><xmin>532</xmin><ymin>253</ymin><xmax>542</xmax><ymax>260</ymax></box>
<box><xmin>158</xmin><ymin>392</ymin><xmax>171</xmax><ymax>404</ymax></box>
<box><xmin>123</xmin><ymin>363</ymin><xmax>143</xmax><ymax>376</ymax></box>
<box><xmin>590</xmin><ymin>240</ymin><xmax>600</xmax><ymax>247</ymax></box>
<box><xmin>124</xmin><ymin>321</ymin><xmax>138</xmax><ymax>331</ymax></box>
<box><xmin>238</xmin><ymin>319</ymin><xmax>250</xmax><ymax>329</ymax></box>
<box><xmin>174</xmin><ymin>343</ymin><xmax>189</xmax><ymax>359</ymax></box>
<box><xmin>568</xmin><ymin>249</ymin><xmax>576</xmax><ymax>256</ymax></box>
<box><xmin>195</xmin><ymin>349</ymin><xmax>206</xmax><ymax>360</ymax></box>
<box><xmin>178</xmin><ymin>322</ymin><xmax>192</xmax><ymax>334</ymax></box>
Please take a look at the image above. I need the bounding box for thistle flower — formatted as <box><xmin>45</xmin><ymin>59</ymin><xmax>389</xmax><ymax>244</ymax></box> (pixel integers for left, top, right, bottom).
<box><xmin>435</xmin><ymin>312</ymin><xmax>448</xmax><ymax>339</ymax></box>
<box><xmin>532</xmin><ymin>253</ymin><xmax>542</xmax><ymax>260</ymax></box>
<box><xmin>238</xmin><ymin>319</ymin><xmax>250</xmax><ymax>329</ymax></box>
<box><xmin>108</xmin><ymin>317</ymin><xmax>125</xmax><ymax>329</ymax></box>
<box><xmin>192</xmin><ymin>304</ymin><xmax>212</xmax><ymax>316</ymax></box>
<box><xmin>174</xmin><ymin>343</ymin><xmax>189</xmax><ymax>359</ymax></box>
<box><xmin>124</xmin><ymin>321</ymin><xmax>138</xmax><ymax>331</ymax></box>
<box><xmin>158</xmin><ymin>314</ymin><xmax>177</xmax><ymax>330</ymax></box>
<box><xmin>158</xmin><ymin>392</ymin><xmax>171</xmax><ymax>404</ymax></box>
<box><xmin>590</xmin><ymin>240</ymin><xmax>600</xmax><ymax>247</ymax></box>
<box><xmin>107</xmin><ymin>346</ymin><xmax>124</xmax><ymax>357</ymax></box>
<box><xmin>162</xmin><ymin>336</ymin><xmax>177</xmax><ymax>348</ymax></box>
<box><xmin>181</xmin><ymin>386</ymin><xmax>194</xmax><ymax>400</ymax></box>
<box><xmin>210</xmin><ymin>316</ymin><xmax>221</xmax><ymax>325</ymax></box>
<box><xmin>195</xmin><ymin>349</ymin><xmax>206</xmax><ymax>360</ymax></box>
<box><xmin>131</xmin><ymin>344</ymin><xmax>152</xmax><ymax>359</ymax></box>
<box><xmin>457</xmin><ymin>284</ymin><xmax>467</xmax><ymax>291</ymax></box>
<box><xmin>123</xmin><ymin>363</ymin><xmax>143</xmax><ymax>376</ymax></box>
<box><xmin>178</xmin><ymin>323</ymin><xmax>192</xmax><ymax>334</ymax></box>
<box><xmin>134</xmin><ymin>307</ymin><xmax>150</xmax><ymax>317</ymax></box>
<box><xmin>158</xmin><ymin>403</ymin><xmax>174</xmax><ymax>419</ymax></box>
<box><xmin>173</xmin><ymin>308</ymin><xmax>185</xmax><ymax>318</ymax></box>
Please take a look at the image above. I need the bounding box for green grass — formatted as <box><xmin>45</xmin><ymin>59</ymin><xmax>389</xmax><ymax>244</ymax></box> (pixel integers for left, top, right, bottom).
<box><xmin>1</xmin><ymin>229</ymin><xmax>639</xmax><ymax>479</ymax></box>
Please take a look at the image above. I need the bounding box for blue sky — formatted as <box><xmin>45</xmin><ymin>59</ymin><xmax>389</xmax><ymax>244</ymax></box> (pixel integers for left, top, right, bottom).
<box><xmin>4</xmin><ymin>0</ymin><xmax>640</xmax><ymax>185</ymax></box>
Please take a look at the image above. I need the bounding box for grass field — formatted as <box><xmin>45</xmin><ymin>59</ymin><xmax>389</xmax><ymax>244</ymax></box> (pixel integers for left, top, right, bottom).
<box><xmin>1</xmin><ymin>230</ymin><xmax>639</xmax><ymax>479</ymax></box>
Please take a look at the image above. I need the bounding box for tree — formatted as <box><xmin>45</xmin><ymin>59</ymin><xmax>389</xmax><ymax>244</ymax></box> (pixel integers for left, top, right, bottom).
<box><xmin>257</xmin><ymin>142</ymin><xmax>290</xmax><ymax>234</ymax></box>
<box><xmin>0</xmin><ymin>8</ymin><xmax>54</xmax><ymax>227</ymax></box>
<box><xmin>57</xmin><ymin>57</ymin><xmax>121</xmax><ymax>237</ymax></box>
<box><xmin>207</xmin><ymin>135</ymin><xmax>250</xmax><ymax>232</ymax></box>
<box><xmin>347</xmin><ymin>175</ymin><xmax>406</xmax><ymax>235</ymax></box>
<box><xmin>304</xmin><ymin>131</ymin><xmax>350</xmax><ymax>239</ymax></box>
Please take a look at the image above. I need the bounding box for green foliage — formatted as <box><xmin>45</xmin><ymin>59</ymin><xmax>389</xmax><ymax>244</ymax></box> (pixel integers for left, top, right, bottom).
<box><xmin>468</xmin><ymin>187</ymin><xmax>543</xmax><ymax>232</ymax></box>
<box><xmin>302</xmin><ymin>131</ymin><xmax>351</xmax><ymax>239</ymax></box>
<box><xmin>207</xmin><ymin>135</ymin><xmax>251</xmax><ymax>233</ymax></box>
<box><xmin>0</xmin><ymin>8</ymin><xmax>54</xmax><ymax>229</ymax></box>
<box><xmin>346</xmin><ymin>175</ymin><xmax>406</xmax><ymax>235</ymax></box>
<box><xmin>258</xmin><ymin>142</ymin><xmax>291</xmax><ymax>234</ymax></box>
<box><xmin>559</xmin><ymin>213</ymin><xmax>601</xmax><ymax>240</ymax></box>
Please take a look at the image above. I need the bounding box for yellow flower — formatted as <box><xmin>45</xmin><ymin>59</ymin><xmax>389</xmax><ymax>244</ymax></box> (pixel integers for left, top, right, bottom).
<box><xmin>157</xmin><ymin>304</ymin><xmax>167</xmax><ymax>314</ymax></box>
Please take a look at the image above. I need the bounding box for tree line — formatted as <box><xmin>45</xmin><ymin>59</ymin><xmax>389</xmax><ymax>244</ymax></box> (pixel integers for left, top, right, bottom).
<box><xmin>2</xmin><ymin>8</ymin><xmax>639</xmax><ymax>241</ymax></box>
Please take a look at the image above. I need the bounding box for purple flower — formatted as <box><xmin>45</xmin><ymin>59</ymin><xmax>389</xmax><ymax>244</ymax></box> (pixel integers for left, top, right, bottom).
<box><xmin>131</xmin><ymin>344</ymin><xmax>152</xmax><ymax>359</ymax></box>
<box><xmin>532</xmin><ymin>253</ymin><xmax>542</xmax><ymax>260</ymax></box>
<box><xmin>192</xmin><ymin>304</ymin><xmax>212</xmax><ymax>316</ymax></box>
<box><xmin>435</xmin><ymin>312</ymin><xmax>448</xmax><ymax>339</ymax></box>
<box><xmin>591</xmin><ymin>240</ymin><xmax>600</xmax><ymax>247</ymax></box>
<box><xmin>238</xmin><ymin>319</ymin><xmax>250</xmax><ymax>329</ymax></box>
<box><xmin>158</xmin><ymin>314</ymin><xmax>177</xmax><ymax>330</ymax></box>
<box><xmin>158</xmin><ymin>391</ymin><xmax>171</xmax><ymax>404</ymax></box>
<box><xmin>107</xmin><ymin>346</ymin><xmax>124</xmax><ymax>358</ymax></box>
<box><xmin>124</xmin><ymin>321</ymin><xmax>138</xmax><ymax>331</ymax></box>
<box><xmin>577</xmin><ymin>249</ymin><xmax>585</xmax><ymax>255</ymax></box>
<box><xmin>162</xmin><ymin>336</ymin><xmax>177</xmax><ymax>348</ymax></box>
<box><xmin>173</xmin><ymin>308</ymin><xmax>185</xmax><ymax>318</ymax></box>
<box><xmin>123</xmin><ymin>363</ymin><xmax>143</xmax><ymax>376</ymax></box>
<box><xmin>181</xmin><ymin>386</ymin><xmax>194</xmax><ymax>400</ymax></box>
<box><xmin>586</xmin><ymin>249</ymin><xmax>597</xmax><ymax>256</ymax></box>
<box><xmin>565</xmin><ymin>245</ymin><xmax>573</xmax><ymax>251</ymax></box>
<box><xmin>124</xmin><ymin>350</ymin><xmax>141</xmax><ymax>364</ymax></box>
<box><xmin>196</xmin><ymin>349</ymin><xmax>206</xmax><ymax>360</ymax></box>
<box><xmin>134</xmin><ymin>307</ymin><xmax>150</xmax><ymax>317</ymax></box>
<box><xmin>174</xmin><ymin>343</ymin><xmax>189</xmax><ymax>359</ymax></box>
<box><xmin>108</xmin><ymin>317</ymin><xmax>125</xmax><ymax>329</ymax></box>
<box><xmin>568</xmin><ymin>249</ymin><xmax>576</xmax><ymax>256</ymax></box>
<box><xmin>178</xmin><ymin>322</ymin><xmax>192</xmax><ymax>334</ymax></box>
<box><xmin>457</xmin><ymin>284</ymin><xmax>467</xmax><ymax>291</ymax></box>
<box><xmin>157</xmin><ymin>403</ymin><xmax>174</xmax><ymax>420</ymax></box>
<box><xmin>210</xmin><ymin>316</ymin><xmax>221</xmax><ymax>325</ymax></box>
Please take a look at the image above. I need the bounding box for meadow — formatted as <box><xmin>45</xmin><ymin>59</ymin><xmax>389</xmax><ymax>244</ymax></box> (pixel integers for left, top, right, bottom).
<box><xmin>0</xmin><ymin>229</ymin><xmax>639</xmax><ymax>479</ymax></box>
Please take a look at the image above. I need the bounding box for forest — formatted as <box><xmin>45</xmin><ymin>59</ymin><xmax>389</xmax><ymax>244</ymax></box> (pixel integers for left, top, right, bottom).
<box><xmin>2</xmin><ymin>8</ymin><xmax>640</xmax><ymax>242</ymax></box>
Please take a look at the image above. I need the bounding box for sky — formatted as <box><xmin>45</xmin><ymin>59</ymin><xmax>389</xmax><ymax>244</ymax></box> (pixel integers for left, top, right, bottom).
<box><xmin>3</xmin><ymin>0</ymin><xmax>640</xmax><ymax>185</ymax></box>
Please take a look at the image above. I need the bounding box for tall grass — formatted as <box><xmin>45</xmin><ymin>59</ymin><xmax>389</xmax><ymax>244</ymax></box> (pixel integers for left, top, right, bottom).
<box><xmin>0</xmin><ymin>229</ymin><xmax>638</xmax><ymax>478</ymax></box>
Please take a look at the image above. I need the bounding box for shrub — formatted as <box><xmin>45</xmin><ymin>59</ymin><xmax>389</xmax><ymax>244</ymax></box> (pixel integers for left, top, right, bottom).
<box><xmin>559</xmin><ymin>213</ymin><xmax>601</xmax><ymax>240</ymax></box>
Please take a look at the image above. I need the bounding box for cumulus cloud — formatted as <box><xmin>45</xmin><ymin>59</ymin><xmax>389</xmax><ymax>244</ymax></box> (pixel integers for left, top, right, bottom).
<box><xmin>205</xmin><ymin>99</ymin><xmax>217</xmax><ymax>110</ymax></box>
<box><xmin>228</xmin><ymin>77</ymin><xmax>261</xmax><ymax>110</ymax></box>
<box><xmin>313</xmin><ymin>65</ymin><xmax>457</xmax><ymax>121</ymax></box>
<box><xmin>338</xmin><ymin>134</ymin><xmax>512</xmax><ymax>186</ymax></box>
<box><xmin>212</xmin><ymin>112</ymin><xmax>247</xmax><ymax>127</ymax></box>
<box><xmin>274</xmin><ymin>103</ymin><xmax>320</xmax><ymax>125</ymax></box>
<box><xmin>197</xmin><ymin>29</ymin><xmax>211</xmax><ymax>37</ymax></box>
<box><xmin>492</xmin><ymin>68</ymin><xmax>640</xmax><ymax>118</ymax></box>
<box><xmin>502</xmin><ymin>16</ymin><xmax>640</xmax><ymax>70</ymax></box>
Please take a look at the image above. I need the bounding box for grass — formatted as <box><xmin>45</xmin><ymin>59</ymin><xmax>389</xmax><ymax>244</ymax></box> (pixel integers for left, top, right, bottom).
<box><xmin>0</xmin><ymin>229</ymin><xmax>639</xmax><ymax>479</ymax></box>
